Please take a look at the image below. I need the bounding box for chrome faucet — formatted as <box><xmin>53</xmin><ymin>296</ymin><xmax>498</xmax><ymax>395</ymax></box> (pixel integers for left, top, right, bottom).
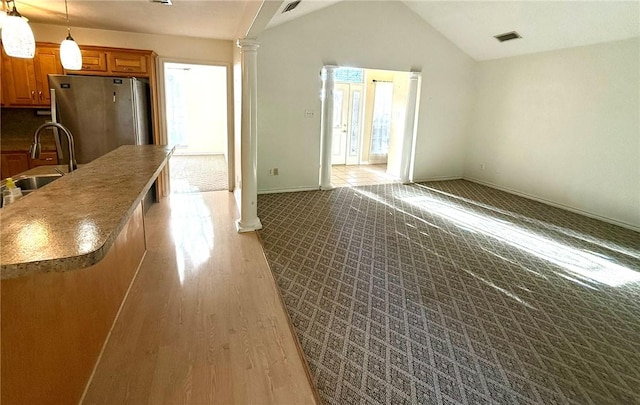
<box><xmin>31</xmin><ymin>122</ymin><xmax>78</xmax><ymax>173</ymax></box>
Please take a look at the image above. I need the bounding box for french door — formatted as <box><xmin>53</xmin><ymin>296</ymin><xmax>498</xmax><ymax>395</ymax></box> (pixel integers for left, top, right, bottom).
<box><xmin>332</xmin><ymin>83</ymin><xmax>364</xmax><ymax>165</ymax></box>
<box><xmin>368</xmin><ymin>81</ymin><xmax>394</xmax><ymax>164</ymax></box>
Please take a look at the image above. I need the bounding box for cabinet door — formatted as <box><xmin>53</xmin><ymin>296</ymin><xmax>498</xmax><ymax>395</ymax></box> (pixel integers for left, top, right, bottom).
<box><xmin>1</xmin><ymin>48</ymin><xmax>38</xmax><ymax>106</ymax></box>
<box><xmin>79</xmin><ymin>49</ymin><xmax>108</xmax><ymax>72</ymax></box>
<box><xmin>29</xmin><ymin>151</ymin><xmax>59</xmax><ymax>168</ymax></box>
<box><xmin>108</xmin><ymin>51</ymin><xmax>148</xmax><ymax>75</ymax></box>
<box><xmin>0</xmin><ymin>52</ymin><xmax>4</xmax><ymax>105</ymax></box>
<box><xmin>1</xmin><ymin>152</ymin><xmax>30</xmax><ymax>179</ymax></box>
<box><xmin>34</xmin><ymin>46</ymin><xmax>64</xmax><ymax>106</ymax></box>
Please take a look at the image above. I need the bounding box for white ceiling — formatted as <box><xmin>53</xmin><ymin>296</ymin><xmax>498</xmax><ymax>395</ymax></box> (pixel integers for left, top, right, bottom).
<box><xmin>404</xmin><ymin>1</ymin><xmax>640</xmax><ymax>60</ymax></box>
<box><xmin>11</xmin><ymin>0</ymin><xmax>262</xmax><ymax>40</ymax></box>
<box><xmin>6</xmin><ymin>1</ymin><xmax>640</xmax><ymax>61</ymax></box>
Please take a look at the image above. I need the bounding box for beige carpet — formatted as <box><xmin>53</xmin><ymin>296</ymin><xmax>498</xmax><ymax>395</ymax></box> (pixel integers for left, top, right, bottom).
<box><xmin>169</xmin><ymin>154</ymin><xmax>228</xmax><ymax>194</ymax></box>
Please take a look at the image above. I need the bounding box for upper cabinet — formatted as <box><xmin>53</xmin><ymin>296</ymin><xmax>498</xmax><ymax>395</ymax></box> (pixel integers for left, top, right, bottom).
<box><xmin>108</xmin><ymin>51</ymin><xmax>148</xmax><ymax>75</ymax></box>
<box><xmin>76</xmin><ymin>46</ymin><xmax>153</xmax><ymax>77</ymax></box>
<box><xmin>78</xmin><ymin>49</ymin><xmax>108</xmax><ymax>73</ymax></box>
<box><xmin>1</xmin><ymin>43</ymin><xmax>64</xmax><ymax>107</ymax></box>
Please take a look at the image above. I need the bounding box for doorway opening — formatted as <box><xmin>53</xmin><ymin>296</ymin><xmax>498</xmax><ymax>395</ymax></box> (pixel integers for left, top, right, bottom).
<box><xmin>164</xmin><ymin>62</ymin><xmax>229</xmax><ymax>194</ymax></box>
<box><xmin>329</xmin><ymin>67</ymin><xmax>418</xmax><ymax>187</ymax></box>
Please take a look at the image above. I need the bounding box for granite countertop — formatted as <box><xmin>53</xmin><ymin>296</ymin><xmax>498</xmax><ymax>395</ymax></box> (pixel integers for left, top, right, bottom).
<box><xmin>0</xmin><ymin>145</ymin><xmax>174</xmax><ymax>280</ymax></box>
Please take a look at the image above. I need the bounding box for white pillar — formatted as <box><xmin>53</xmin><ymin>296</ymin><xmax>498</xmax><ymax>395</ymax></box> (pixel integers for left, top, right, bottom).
<box><xmin>399</xmin><ymin>72</ymin><xmax>421</xmax><ymax>184</ymax></box>
<box><xmin>319</xmin><ymin>65</ymin><xmax>338</xmax><ymax>190</ymax></box>
<box><xmin>236</xmin><ymin>39</ymin><xmax>262</xmax><ymax>232</ymax></box>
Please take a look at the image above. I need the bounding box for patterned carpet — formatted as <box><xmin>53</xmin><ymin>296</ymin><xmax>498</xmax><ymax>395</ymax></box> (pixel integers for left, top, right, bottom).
<box><xmin>169</xmin><ymin>154</ymin><xmax>228</xmax><ymax>193</ymax></box>
<box><xmin>257</xmin><ymin>180</ymin><xmax>640</xmax><ymax>405</ymax></box>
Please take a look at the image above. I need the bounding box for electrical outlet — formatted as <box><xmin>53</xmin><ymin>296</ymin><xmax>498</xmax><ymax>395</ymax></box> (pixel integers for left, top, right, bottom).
<box><xmin>268</xmin><ymin>169</ymin><xmax>273</xmax><ymax>176</ymax></box>
<box><xmin>304</xmin><ymin>110</ymin><xmax>314</xmax><ymax>118</ymax></box>
<box><xmin>273</xmin><ymin>168</ymin><xmax>279</xmax><ymax>176</ymax></box>
<box><xmin>480</xmin><ymin>163</ymin><xmax>485</xmax><ymax>170</ymax></box>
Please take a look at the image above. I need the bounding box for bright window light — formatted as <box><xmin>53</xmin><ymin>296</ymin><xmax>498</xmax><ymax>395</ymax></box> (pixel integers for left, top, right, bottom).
<box><xmin>401</xmin><ymin>195</ymin><xmax>640</xmax><ymax>287</ymax></box>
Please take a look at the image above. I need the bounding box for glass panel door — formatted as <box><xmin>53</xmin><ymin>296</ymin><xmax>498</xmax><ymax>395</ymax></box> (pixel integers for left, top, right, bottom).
<box><xmin>369</xmin><ymin>81</ymin><xmax>393</xmax><ymax>163</ymax></box>
<box><xmin>346</xmin><ymin>85</ymin><xmax>364</xmax><ymax>165</ymax></box>
<box><xmin>331</xmin><ymin>84</ymin><xmax>349</xmax><ymax>165</ymax></box>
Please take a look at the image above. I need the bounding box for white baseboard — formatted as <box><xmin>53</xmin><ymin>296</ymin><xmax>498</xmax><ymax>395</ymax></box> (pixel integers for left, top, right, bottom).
<box><xmin>258</xmin><ymin>186</ymin><xmax>320</xmax><ymax>195</ymax></box>
<box><xmin>413</xmin><ymin>175</ymin><xmax>463</xmax><ymax>183</ymax></box>
<box><xmin>256</xmin><ymin>177</ymin><xmax>639</xmax><ymax>232</ymax></box>
<box><xmin>464</xmin><ymin>176</ymin><xmax>640</xmax><ymax>232</ymax></box>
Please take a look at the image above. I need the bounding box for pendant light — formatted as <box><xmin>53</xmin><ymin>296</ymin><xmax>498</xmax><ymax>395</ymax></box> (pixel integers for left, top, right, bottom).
<box><xmin>1</xmin><ymin>0</ymin><xmax>35</xmax><ymax>58</ymax></box>
<box><xmin>60</xmin><ymin>0</ymin><xmax>81</xmax><ymax>70</ymax></box>
<box><xmin>0</xmin><ymin>2</ymin><xmax>7</xmax><ymax>29</ymax></box>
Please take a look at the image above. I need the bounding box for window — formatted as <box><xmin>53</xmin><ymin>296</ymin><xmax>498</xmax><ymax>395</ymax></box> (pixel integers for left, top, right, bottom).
<box><xmin>370</xmin><ymin>82</ymin><xmax>393</xmax><ymax>155</ymax></box>
<box><xmin>335</xmin><ymin>67</ymin><xmax>364</xmax><ymax>83</ymax></box>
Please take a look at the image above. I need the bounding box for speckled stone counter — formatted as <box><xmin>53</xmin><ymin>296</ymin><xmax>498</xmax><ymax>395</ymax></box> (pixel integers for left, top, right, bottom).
<box><xmin>0</xmin><ymin>145</ymin><xmax>173</xmax><ymax>279</ymax></box>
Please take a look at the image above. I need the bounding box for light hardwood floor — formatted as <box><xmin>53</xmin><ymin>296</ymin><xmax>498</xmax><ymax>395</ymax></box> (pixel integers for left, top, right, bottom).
<box><xmin>82</xmin><ymin>192</ymin><xmax>319</xmax><ymax>405</ymax></box>
<box><xmin>331</xmin><ymin>164</ymin><xmax>398</xmax><ymax>187</ymax></box>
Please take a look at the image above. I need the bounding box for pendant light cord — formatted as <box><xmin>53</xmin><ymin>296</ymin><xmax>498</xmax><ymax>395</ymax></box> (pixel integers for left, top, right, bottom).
<box><xmin>6</xmin><ymin>0</ymin><xmax>20</xmax><ymax>16</ymax></box>
<box><xmin>64</xmin><ymin>0</ymin><xmax>71</xmax><ymax>35</ymax></box>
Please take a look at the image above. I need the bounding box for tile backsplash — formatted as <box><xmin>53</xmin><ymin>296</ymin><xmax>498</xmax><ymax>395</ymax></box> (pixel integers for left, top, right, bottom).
<box><xmin>1</xmin><ymin>108</ymin><xmax>52</xmax><ymax>141</ymax></box>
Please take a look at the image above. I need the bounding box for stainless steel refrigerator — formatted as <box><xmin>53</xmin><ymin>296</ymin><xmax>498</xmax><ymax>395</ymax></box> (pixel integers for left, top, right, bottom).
<box><xmin>48</xmin><ymin>74</ymin><xmax>152</xmax><ymax>164</ymax></box>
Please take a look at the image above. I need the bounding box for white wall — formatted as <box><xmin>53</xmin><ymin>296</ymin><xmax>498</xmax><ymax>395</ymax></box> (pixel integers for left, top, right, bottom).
<box><xmin>386</xmin><ymin>72</ymin><xmax>409</xmax><ymax>178</ymax></box>
<box><xmin>464</xmin><ymin>38</ymin><xmax>640</xmax><ymax>229</ymax></box>
<box><xmin>256</xmin><ymin>1</ymin><xmax>476</xmax><ymax>192</ymax></box>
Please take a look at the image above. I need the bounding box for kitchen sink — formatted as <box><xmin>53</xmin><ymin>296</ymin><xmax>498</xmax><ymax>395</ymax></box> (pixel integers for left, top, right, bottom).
<box><xmin>1</xmin><ymin>174</ymin><xmax>62</xmax><ymax>207</ymax></box>
<box><xmin>13</xmin><ymin>174</ymin><xmax>62</xmax><ymax>193</ymax></box>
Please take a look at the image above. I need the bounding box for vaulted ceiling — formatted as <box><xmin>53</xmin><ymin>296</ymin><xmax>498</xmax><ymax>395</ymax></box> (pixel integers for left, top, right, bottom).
<box><xmin>6</xmin><ymin>0</ymin><xmax>640</xmax><ymax>61</ymax></box>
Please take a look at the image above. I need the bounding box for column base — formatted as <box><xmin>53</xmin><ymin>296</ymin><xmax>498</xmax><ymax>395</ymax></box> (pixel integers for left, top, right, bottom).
<box><xmin>401</xmin><ymin>180</ymin><xmax>413</xmax><ymax>185</ymax></box>
<box><xmin>235</xmin><ymin>218</ymin><xmax>263</xmax><ymax>233</ymax></box>
<box><xmin>320</xmin><ymin>184</ymin><xmax>335</xmax><ymax>191</ymax></box>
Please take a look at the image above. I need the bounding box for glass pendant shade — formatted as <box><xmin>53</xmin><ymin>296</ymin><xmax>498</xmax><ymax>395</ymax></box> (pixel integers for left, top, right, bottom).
<box><xmin>60</xmin><ymin>34</ymin><xmax>82</xmax><ymax>70</ymax></box>
<box><xmin>1</xmin><ymin>12</ymin><xmax>35</xmax><ymax>58</ymax></box>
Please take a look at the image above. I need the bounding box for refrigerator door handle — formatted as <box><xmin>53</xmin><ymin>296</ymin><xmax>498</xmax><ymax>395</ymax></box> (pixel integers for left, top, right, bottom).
<box><xmin>49</xmin><ymin>89</ymin><xmax>65</xmax><ymax>160</ymax></box>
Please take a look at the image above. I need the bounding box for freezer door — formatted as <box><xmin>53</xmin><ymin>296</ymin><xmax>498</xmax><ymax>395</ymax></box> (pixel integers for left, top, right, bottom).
<box><xmin>48</xmin><ymin>75</ymin><xmax>141</xmax><ymax>164</ymax></box>
<box><xmin>132</xmin><ymin>78</ymin><xmax>151</xmax><ymax>145</ymax></box>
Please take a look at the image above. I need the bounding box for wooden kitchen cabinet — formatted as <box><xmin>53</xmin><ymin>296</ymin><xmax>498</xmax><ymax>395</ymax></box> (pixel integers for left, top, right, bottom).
<box><xmin>1</xmin><ymin>50</ymin><xmax>38</xmax><ymax>106</ymax></box>
<box><xmin>1</xmin><ymin>43</ymin><xmax>63</xmax><ymax>107</ymax></box>
<box><xmin>29</xmin><ymin>151</ymin><xmax>59</xmax><ymax>168</ymax></box>
<box><xmin>108</xmin><ymin>51</ymin><xmax>148</xmax><ymax>74</ymax></box>
<box><xmin>79</xmin><ymin>49</ymin><xmax>108</xmax><ymax>73</ymax></box>
<box><xmin>75</xmin><ymin>46</ymin><xmax>154</xmax><ymax>78</ymax></box>
<box><xmin>1</xmin><ymin>152</ymin><xmax>30</xmax><ymax>179</ymax></box>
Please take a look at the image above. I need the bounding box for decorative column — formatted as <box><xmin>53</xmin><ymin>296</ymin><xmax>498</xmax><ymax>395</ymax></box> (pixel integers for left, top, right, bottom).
<box><xmin>236</xmin><ymin>39</ymin><xmax>262</xmax><ymax>232</ymax></box>
<box><xmin>399</xmin><ymin>72</ymin><xmax>421</xmax><ymax>184</ymax></box>
<box><xmin>319</xmin><ymin>65</ymin><xmax>338</xmax><ymax>190</ymax></box>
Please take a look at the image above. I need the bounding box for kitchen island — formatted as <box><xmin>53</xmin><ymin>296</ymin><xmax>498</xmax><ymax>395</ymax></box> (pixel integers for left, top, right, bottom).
<box><xmin>1</xmin><ymin>145</ymin><xmax>173</xmax><ymax>405</ymax></box>
<box><xmin>1</xmin><ymin>145</ymin><xmax>173</xmax><ymax>278</ymax></box>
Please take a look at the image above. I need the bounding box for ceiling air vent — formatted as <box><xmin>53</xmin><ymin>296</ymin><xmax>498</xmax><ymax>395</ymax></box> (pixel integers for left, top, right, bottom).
<box><xmin>150</xmin><ymin>0</ymin><xmax>172</xmax><ymax>5</ymax></box>
<box><xmin>283</xmin><ymin>0</ymin><xmax>302</xmax><ymax>13</ymax></box>
<box><xmin>494</xmin><ymin>31</ymin><xmax>521</xmax><ymax>42</ymax></box>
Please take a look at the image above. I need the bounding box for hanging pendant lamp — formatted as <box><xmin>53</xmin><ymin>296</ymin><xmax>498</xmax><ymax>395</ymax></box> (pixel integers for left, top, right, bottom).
<box><xmin>60</xmin><ymin>0</ymin><xmax>81</xmax><ymax>70</ymax></box>
<box><xmin>0</xmin><ymin>2</ymin><xmax>7</xmax><ymax>30</ymax></box>
<box><xmin>1</xmin><ymin>0</ymin><xmax>35</xmax><ymax>58</ymax></box>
